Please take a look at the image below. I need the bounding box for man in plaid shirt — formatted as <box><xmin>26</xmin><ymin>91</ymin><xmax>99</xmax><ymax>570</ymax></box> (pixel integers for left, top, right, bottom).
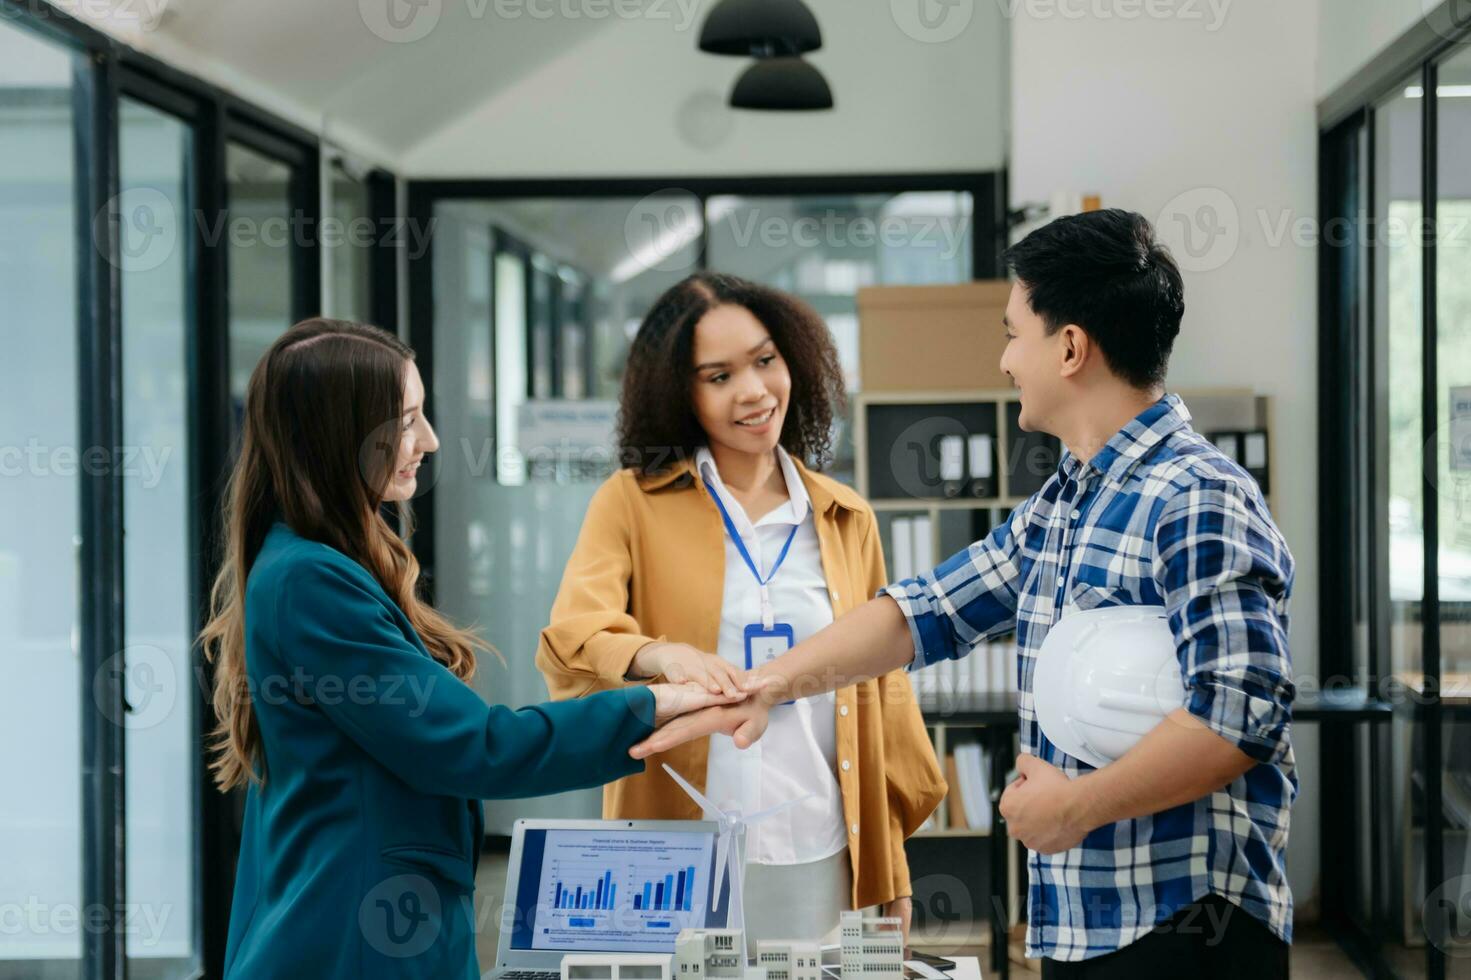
<box><xmin>632</xmin><ymin>209</ymin><xmax>1295</xmax><ymax>977</ymax></box>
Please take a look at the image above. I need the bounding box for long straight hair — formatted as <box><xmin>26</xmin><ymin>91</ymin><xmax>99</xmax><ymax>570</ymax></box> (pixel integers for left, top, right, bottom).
<box><xmin>199</xmin><ymin>318</ymin><xmax>486</xmax><ymax>790</ymax></box>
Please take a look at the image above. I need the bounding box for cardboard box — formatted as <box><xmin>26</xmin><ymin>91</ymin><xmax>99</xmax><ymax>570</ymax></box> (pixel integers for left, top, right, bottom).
<box><xmin>857</xmin><ymin>281</ymin><xmax>1013</xmax><ymax>392</ymax></box>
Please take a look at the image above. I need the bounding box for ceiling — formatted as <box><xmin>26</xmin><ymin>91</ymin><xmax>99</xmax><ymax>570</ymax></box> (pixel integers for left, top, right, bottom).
<box><xmin>82</xmin><ymin>0</ymin><xmax>624</xmax><ymax>163</ymax></box>
<box><xmin>70</xmin><ymin>0</ymin><xmax>1009</xmax><ymax>178</ymax></box>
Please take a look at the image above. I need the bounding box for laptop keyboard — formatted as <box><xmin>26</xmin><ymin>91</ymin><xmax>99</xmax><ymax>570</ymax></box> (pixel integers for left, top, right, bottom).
<box><xmin>499</xmin><ymin>971</ymin><xmax>561</xmax><ymax>980</ymax></box>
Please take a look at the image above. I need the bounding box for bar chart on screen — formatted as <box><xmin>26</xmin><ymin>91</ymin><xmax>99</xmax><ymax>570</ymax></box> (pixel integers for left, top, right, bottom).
<box><xmin>551</xmin><ymin>867</ymin><xmax>620</xmax><ymax>911</ymax></box>
<box><xmin>631</xmin><ymin>865</ymin><xmax>697</xmax><ymax>911</ymax></box>
<box><xmin>536</xmin><ymin>828</ymin><xmax>716</xmax><ymax>938</ymax></box>
<box><xmin>544</xmin><ymin>858</ymin><xmax>703</xmax><ymax>915</ymax></box>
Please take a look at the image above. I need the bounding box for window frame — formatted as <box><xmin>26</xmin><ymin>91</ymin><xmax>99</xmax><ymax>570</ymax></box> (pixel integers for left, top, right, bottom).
<box><xmin>0</xmin><ymin>1</ymin><xmax>390</xmax><ymax>974</ymax></box>
<box><xmin>1318</xmin><ymin>10</ymin><xmax>1471</xmax><ymax>977</ymax></box>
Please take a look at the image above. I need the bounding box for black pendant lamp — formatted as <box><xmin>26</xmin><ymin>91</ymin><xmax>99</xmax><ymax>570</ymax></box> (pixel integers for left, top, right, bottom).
<box><xmin>729</xmin><ymin>56</ymin><xmax>834</xmax><ymax>111</ymax></box>
<box><xmin>699</xmin><ymin>0</ymin><xmax>822</xmax><ymax>57</ymax></box>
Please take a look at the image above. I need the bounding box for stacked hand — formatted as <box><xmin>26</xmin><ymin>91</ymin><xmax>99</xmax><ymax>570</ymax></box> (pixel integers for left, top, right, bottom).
<box><xmin>647</xmin><ymin>681</ymin><xmax>752</xmax><ymax>726</ymax></box>
<box><xmin>633</xmin><ymin>674</ymin><xmax>779</xmax><ymax>757</ymax></box>
<box><xmin>633</xmin><ymin>642</ymin><xmax>747</xmax><ymax>698</ymax></box>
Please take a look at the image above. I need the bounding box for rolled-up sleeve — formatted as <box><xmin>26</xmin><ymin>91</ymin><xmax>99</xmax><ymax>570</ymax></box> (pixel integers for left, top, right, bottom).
<box><xmin>1152</xmin><ymin>479</ymin><xmax>1296</xmax><ymax>764</ymax></box>
<box><xmin>879</xmin><ymin>497</ymin><xmax>1035</xmax><ymax>670</ymax></box>
<box><xmin>537</xmin><ymin>475</ymin><xmax>663</xmax><ymax>699</ymax></box>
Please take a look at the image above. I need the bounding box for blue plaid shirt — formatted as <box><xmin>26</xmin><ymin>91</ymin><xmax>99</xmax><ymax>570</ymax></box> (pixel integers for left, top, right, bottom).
<box><xmin>882</xmin><ymin>393</ymin><xmax>1295</xmax><ymax>961</ymax></box>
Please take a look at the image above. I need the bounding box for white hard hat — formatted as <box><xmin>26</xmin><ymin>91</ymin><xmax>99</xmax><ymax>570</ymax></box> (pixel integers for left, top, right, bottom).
<box><xmin>1032</xmin><ymin>604</ymin><xmax>1184</xmax><ymax>769</ymax></box>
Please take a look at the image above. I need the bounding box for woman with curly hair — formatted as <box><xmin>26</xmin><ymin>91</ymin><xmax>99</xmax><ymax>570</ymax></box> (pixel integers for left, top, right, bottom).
<box><xmin>536</xmin><ymin>273</ymin><xmax>945</xmax><ymax>949</ymax></box>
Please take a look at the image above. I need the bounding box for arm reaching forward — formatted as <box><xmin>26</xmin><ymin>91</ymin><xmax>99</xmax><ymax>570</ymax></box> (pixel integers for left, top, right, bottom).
<box><xmin>630</xmin><ymin>593</ymin><xmax>912</xmax><ymax>759</ymax></box>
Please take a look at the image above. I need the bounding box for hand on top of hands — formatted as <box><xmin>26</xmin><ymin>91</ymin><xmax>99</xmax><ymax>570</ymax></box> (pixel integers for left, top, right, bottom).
<box><xmin>633</xmin><ymin>642</ymin><xmax>747</xmax><ymax>699</ymax></box>
<box><xmin>635</xmin><ymin>674</ymin><xmax>781</xmax><ymax>756</ymax></box>
<box><xmin>647</xmin><ymin>681</ymin><xmax>750</xmax><ymax>726</ymax></box>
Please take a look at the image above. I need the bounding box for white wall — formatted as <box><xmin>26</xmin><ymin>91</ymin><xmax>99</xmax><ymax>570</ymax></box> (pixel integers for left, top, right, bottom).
<box><xmin>1318</xmin><ymin>0</ymin><xmax>1435</xmax><ymax>98</ymax></box>
<box><xmin>402</xmin><ymin>0</ymin><xmax>1008</xmax><ymax>177</ymax></box>
<box><xmin>1009</xmin><ymin>0</ymin><xmax>1323</xmax><ymax>913</ymax></box>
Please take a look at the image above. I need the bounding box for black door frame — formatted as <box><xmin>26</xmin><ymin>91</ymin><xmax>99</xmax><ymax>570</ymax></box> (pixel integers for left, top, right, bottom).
<box><xmin>1318</xmin><ymin>6</ymin><xmax>1471</xmax><ymax>977</ymax></box>
<box><xmin>0</xmin><ymin>2</ymin><xmax>389</xmax><ymax>974</ymax></box>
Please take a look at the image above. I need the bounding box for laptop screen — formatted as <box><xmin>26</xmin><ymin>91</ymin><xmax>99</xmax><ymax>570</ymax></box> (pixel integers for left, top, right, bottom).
<box><xmin>509</xmin><ymin>826</ymin><xmax>732</xmax><ymax>954</ymax></box>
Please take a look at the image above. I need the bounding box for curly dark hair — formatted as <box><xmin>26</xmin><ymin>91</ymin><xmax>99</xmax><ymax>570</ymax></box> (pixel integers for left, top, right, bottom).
<box><xmin>617</xmin><ymin>272</ymin><xmax>846</xmax><ymax>476</ymax></box>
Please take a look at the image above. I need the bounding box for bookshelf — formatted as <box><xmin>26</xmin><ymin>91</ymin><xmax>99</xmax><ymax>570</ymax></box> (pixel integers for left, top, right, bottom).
<box><xmin>855</xmin><ymin>387</ymin><xmax>1277</xmax><ymax>520</ymax></box>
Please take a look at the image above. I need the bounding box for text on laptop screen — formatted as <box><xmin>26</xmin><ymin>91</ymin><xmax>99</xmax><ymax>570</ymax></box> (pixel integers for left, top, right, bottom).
<box><xmin>510</xmin><ymin>828</ymin><xmax>730</xmax><ymax>953</ymax></box>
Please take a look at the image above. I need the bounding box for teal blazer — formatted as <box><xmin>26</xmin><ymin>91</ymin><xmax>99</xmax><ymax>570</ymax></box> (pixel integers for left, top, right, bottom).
<box><xmin>223</xmin><ymin>522</ymin><xmax>655</xmax><ymax>979</ymax></box>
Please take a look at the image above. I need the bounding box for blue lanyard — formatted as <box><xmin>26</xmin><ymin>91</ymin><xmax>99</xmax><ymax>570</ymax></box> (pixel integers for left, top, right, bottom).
<box><xmin>705</xmin><ymin>479</ymin><xmax>799</xmax><ymax>627</ymax></box>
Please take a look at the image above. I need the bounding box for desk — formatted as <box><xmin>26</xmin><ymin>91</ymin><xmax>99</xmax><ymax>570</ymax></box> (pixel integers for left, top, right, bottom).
<box><xmin>945</xmin><ymin>955</ymin><xmax>983</xmax><ymax>980</ymax></box>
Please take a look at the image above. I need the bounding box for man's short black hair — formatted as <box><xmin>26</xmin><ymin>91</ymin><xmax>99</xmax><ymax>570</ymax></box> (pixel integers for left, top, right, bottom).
<box><xmin>1002</xmin><ymin>208</ymin><xmax>1184</xmax><ymax>389</ymax></box>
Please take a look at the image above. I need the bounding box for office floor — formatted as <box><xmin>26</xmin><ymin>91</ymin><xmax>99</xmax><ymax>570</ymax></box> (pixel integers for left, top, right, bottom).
<box><xmin>472</xmin><ymin>850</ymin><xmax>1367</xmax><ymax>979</ymax></box>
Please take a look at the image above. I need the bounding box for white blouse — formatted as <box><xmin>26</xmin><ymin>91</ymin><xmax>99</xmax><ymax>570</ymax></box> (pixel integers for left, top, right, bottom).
<box><xmin>696</xmin><ymin>446</ymin><xmax>848</xmax><ymax>867</ymax></box>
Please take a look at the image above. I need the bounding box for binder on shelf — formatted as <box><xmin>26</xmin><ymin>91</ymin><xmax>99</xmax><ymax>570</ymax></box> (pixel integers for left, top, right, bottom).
<box><xmin>1242</xmin><ymin>429</ymin><xmax>1270</xmax><ymax>494</ymax></box>
<box><xmin>953</xmin><ymin>742</ymin><xmax>992</xmax><ymax>833</ymax></box>
<box><xmin>891</xmin><ymin>517</ymin><xmax>915</xmax><ymax>582</ymax></box>
<box><xmin>936</xmin><ymin>657</ymin><xmax>954</xmax><ymax>698</ymax></box>
<box><xmin>1209</xmin><ymin>430</ymin><xmax>1240</xmax><ymax>462</ymax></box>
<box><xmin>939</xmin><ymin>435</ymin><xmax>966</xmax><ymax>498</ymax></box>
<box><xmin>912</xmin><ymin>514</ymin><xmax>935</xmax><ymax>574</ymax></box>
<box><xmin>968</xmin><ymin>644</ymin><xmax>987</xmax><ymax>695</ymax></box>
<box><xmin>1207</xmin><ymin>428</ymin><xmax>1270</xmax><ymax>495</ymax></box>
<box><xmin>862</xmin><ymin>401</ymin><xmax>997</xmax><ymax>501</ymax></box>
<box><xmin>966</xmin><ymin>433</ymin><xmax>996</xmax><ymax>499</ymax></box>
<box><xmin>915</xmin><ymin>660</ymin><xmax>936</xmax><ymax>698</ymax></box>
<box><xmin>945</xmin><ymin>753</ymin><xmax>967</xmax><ymax>828</ymax></box>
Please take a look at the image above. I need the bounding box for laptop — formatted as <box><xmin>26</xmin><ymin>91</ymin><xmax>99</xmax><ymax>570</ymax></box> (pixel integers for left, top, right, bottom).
<box><xmin>489</xmin><ymin>818</ymin><xmax>737</xmax><ymax>980</ymax></box>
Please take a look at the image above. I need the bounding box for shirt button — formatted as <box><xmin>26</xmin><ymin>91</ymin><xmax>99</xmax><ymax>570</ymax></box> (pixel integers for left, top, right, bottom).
<box><xmin>839</xmin><ymin>705</ymin><xmax>849</xmax><ymax>717</ymax></box>
<box><xmin>850</xmin><ymin>823</ymin><xmax>859</xmax><ymax>835</ymax></box>
<box><xmin>841</xmin><ymin>759</ymin><xmax>851</xmax><ymax>772</ymax></box>
<box><xmin>1056</xmin><ymin>574</ymin><xmax>1066</xmax><ymax>587</ymax></box>
<box><xmin>1070</xmin><ymin>509</ymin><xmax>1081</xmax><ymax>520</ymax></box>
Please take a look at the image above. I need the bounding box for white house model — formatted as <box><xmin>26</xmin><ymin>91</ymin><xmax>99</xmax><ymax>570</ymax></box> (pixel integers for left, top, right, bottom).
<box><xmin>561</xmin><ymin>953</ymin><xmax>672</xmax><ymax>980</ymax></box>
<box><xmin>755</xmin><ymin>940</ymin><xmax>822</xmax><ymax>980</ymax></box>
<box><xmin>838</xmin><ymin>911</ymin><xmax>903</xmax><ymax>980</ymax></box>
<box><xmin>674</xmin><ymin>928</ymin><xmax>746</xmax><ymax>980</ymax></box>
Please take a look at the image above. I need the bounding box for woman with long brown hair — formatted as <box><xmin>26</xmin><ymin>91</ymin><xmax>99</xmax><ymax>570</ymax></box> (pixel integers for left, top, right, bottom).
<box><xmin>201</xmin><ymin>318</ymin><xmax>738</xmax><ymax>979</ymax></box>
<box><xmin>537</xmin><ymin>274</ymin><xmax>945</xmax><ymax>951</ymax></box>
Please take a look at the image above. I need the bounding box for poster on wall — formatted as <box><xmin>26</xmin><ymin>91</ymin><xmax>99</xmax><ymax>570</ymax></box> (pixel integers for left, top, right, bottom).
<box><xmin>517</xmin><ymin>400</ymin><xmax>619</xmax><ymax>482</ymax></box>
<box><xmin>1452</xmin><ymin>386</ymin><xmax>1471</xmax><ymax>473</ymax></box>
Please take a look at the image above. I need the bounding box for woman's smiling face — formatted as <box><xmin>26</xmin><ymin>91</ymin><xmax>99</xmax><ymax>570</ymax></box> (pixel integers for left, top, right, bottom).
<box><xmin>689</xmin><ymin>304</ymin><xmax>792</xmax><ymax>457</ymax></box>
<box><xmin>383</xmin><ymin>360</ymin><xmax>439</xmax><ymax>502</ymax></box>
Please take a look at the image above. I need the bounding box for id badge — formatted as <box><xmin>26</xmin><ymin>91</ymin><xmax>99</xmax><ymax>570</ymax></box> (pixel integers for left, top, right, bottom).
<box><xmin>744</xmin><ymin>622</ymin><xmax>795</xmax><ymax>705</ymax></box>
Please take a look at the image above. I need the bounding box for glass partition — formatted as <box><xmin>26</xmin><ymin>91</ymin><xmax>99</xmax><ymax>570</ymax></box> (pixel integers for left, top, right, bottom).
<box><xmin>431</xmin><ymin>194</ymin><xmax>702</xmax><ymax>829</ymax></box>
<box><xmin>327</xmin><ymin>158</ymin><xmax>374</xmax><ymax>323</ymax></box>
<box><xmin>0</xmin><ymin>17</ymin><xmax>82</xmax><ymax>977</ymax></box>
<box><xmin>226</xmin><ymin>142</ymin><xmax>296</xmax><ymax>414</ymax></box>
<box><xmin>118</xmin><ymin>95</ymin><xmax>198</xmax><ymax>978</ymax></box>
<box><xmin>1429</xmin><ymin>42</ymin><xmax>1471</xmax><ymax>971</ymax></box>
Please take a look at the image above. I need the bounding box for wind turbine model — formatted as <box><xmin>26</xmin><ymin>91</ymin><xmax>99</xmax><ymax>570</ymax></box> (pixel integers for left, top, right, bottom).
<box><xmin>662</xmin><ymin>764</ymin><xmax>811</xmax><ymax>925</ymax></box>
